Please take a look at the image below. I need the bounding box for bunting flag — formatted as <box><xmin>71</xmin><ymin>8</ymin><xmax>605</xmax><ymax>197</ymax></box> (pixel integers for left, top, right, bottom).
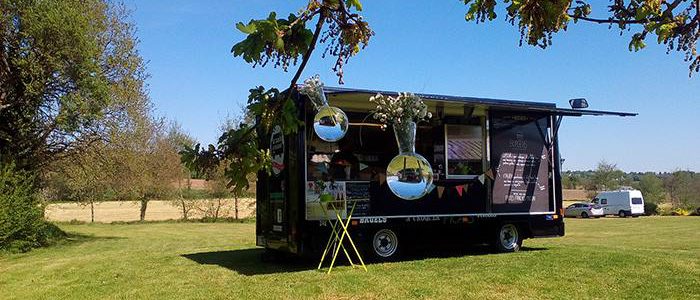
<box><xmin>437</xmin><ymin>186</ymin><xmax>445</xmax><ymax>199</ymax></box>
<box><xmin>378</xmin><ymin>174</ymin><xmax>386</xmax><ymax>185</ymax></box>
<box><xmin>462</xmin><ymin>183</ymin><xmax>469</xmax><ymax>195</ymax></box>
<box><xmin>455</xmin><ymin>185</ymin><xmax>464</xmax><ymax>197</ymax></box>
<box><xmin>485</xmin><ymin>168</ymin><xmax>494</xmax><ymax>180</ymax></box>
<box><xmin>359</xmin><ymin>163</ymin><xmax>368</xmax><ymax>171</ymax></box>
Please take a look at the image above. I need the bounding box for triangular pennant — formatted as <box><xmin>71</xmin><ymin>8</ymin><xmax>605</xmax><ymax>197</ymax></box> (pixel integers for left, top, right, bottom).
<box><xmin>378</xmin><ymin>173</ymin><xmax>386</xmax><ymax>185</ymax></box>
<box><xmin>463</xmin><ymin>183</ymin><xmax>469</xmax><ymax>195</ymax></box>
<box><xmin>478</xmin><ymin>174</ymin><xmax>485</xmax><ymax>184</ymax></box>
<box><xmin>485</xmin><ymin>168</ymin><xmax>494</xmax><ymax>180</ymax></box>
<box><xmin>437</xmin><ymin>186</ymin><xmax>445</xmax><ymax>199</ymax></box>
<box><xmin>455</xmin><ymin>185</ymin><xmax>464</xmax><ymax>197</ymax></box>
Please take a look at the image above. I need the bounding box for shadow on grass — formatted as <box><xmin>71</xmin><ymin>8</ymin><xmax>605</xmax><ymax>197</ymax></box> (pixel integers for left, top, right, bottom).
<box><xmin>182</xmin><ymin>245</ymin><xmax>548</xmax><ymax>276</ymax></box>
<box><xmin>182</xmin><ymin>248</ymin><xmax>313</xmax><ymax>276</ymax></box>
<box><xmin>53</xmin><ymin>232</ymin><xmax>125</xmax><ymax>247</ymax></box>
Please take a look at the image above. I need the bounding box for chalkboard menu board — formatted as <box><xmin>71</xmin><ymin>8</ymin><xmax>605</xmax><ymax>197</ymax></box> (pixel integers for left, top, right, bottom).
<box><xmin>346</xmin><ymin>182</ymin><xmax>370</xmax><ymax>216</ymax></box>
<box><xmin>490</xmin><ymin>112</ymin><xmax>551</xmax><ymax>213</ymax></box>
<box><xmin>346</xmin><ymin>181</ymin><xmax>370</xmax><ymax>200</ymax></box>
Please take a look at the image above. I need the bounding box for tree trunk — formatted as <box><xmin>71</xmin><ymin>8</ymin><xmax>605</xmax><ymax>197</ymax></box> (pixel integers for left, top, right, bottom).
<box><xmin>139</xmin><ymin>199</ymin><xmax>148</xmax><ymax>221</ymax></box>
<box><xmin>214</xmin><ymin>199</ymin><xmax>221</xmax><ymax>222</ymax></box>
<box><xmin>90</xmin><ymin>200</ymin><xmax>95</xmax><ymax>223</ymax></box>
<box><xmin>234</xmin><ymin>197</ymin><xmax>239</xmax><ymax>220</ymax></box>
<box><xmin>180</xmin><ymin>200</ymin><xmax>188</xmax><ymax>220</ymax></box>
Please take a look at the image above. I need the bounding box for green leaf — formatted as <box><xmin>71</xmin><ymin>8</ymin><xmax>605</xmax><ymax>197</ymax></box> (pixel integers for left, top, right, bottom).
<box><xmin>274</xmin><ymin>37</ymin><xmax>284</xmax><ymax>51</ymax></box>
<box><xmin>235</xmin><ymin>22</ymin><xmax>256</xmax><ymax>34</ymax></box>
<box><xmin>346</xmin><ymin>0</ymin><xmax>363</xmax><ymax>11</ymax></box>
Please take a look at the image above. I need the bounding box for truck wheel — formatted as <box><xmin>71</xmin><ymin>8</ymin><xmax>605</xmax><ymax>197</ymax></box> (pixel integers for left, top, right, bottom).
<box><xmin>494</xmin><ymin>223</ymin><xmax>522</xmax><ymax>253</ymax></box>
<box><xmin>618</xmin><ymin>210</ymin><xmax>627</xmax><ymax>218</ymax></box>
<box><xmin>369</xmin><ymin>228</ymin><xmax>400</xmax><ymax>261</ymax></box>
<box><xmin>581</xmin><ymin>212</ymin><xmax>589</xmax><ymax>218</ymax></box>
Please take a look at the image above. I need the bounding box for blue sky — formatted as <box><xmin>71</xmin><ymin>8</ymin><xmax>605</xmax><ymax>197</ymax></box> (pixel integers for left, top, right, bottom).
<box><xmin>123</xmin><ymin>1</ymin><xmax>699</xmax><ymax>172</ymax></box>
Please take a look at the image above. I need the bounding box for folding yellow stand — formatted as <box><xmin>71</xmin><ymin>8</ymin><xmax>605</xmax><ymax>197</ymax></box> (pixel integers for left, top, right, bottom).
<box><xmin>317</xmin><ymin>200</ymin><xmax>367</xmax><ymax>274</ymax></box>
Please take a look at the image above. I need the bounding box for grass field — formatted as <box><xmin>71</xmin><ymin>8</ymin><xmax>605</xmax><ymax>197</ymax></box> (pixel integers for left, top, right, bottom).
<box><xmin>1</xmin><ymin>217</ymin><xmax>699</xmax><ymax>299</ymax></box>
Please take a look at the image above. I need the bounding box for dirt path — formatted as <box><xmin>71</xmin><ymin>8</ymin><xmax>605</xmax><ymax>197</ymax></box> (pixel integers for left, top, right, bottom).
<box><xmin>45</xmin><ymin>198</ymin><xmax>255</xmax><ymax>223</ymax></box>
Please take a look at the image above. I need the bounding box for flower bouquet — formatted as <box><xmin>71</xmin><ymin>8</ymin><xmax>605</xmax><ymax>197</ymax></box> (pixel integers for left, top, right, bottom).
<box><xmin>299</xmin><ymin>75</ymin><xmax>348</xmax><ymax>142</ymax></box>
<box><xmin>369</xmin><ymin>93</ymin><xmax>434</xmax><ymax>200</ymax></box>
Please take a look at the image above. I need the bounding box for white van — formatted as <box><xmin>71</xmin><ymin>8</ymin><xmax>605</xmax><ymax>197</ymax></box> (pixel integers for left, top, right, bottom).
<box><xmin>592</xmin><ymin>190</ymin><xmax>645</xmax><ymax>217</ymax></box>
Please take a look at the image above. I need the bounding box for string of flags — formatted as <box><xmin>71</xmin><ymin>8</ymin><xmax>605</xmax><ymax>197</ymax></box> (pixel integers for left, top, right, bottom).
<box><xmin>436</xmin><ymin>184</ymin><xmax>469</xmax><ymax>199</ymax></box>
<box><xmin>377</xmin><ymin>169</ymin><xmax>496</xmax><ymax>200</ymax></box>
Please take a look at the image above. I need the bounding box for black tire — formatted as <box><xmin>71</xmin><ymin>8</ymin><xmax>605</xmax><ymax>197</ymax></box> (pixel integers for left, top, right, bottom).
<box><xmin>493</xmin><ymin>223</ymin><xmax>522</xmax><ymax>253</ymax></box>
<box><xmin>367</xmin><ymin>228</ymin><xmax>400</xmax><ymax>262</ymax></box>
<box><xmin>581</xmin><ymin>212</ymin><xmax>589</xmax><ymax>218</ymax></box>
<box><xmin>618</xmin><ymin>210</ymin><xmax>627</xmax><ymax>218</ymax></box>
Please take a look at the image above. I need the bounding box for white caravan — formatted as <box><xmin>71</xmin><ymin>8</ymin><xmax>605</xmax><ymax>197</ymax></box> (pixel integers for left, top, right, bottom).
<box><xmin>592</xmin><ymin>190</ymin><xmax>645</xmax><ymax>217</ymax></box>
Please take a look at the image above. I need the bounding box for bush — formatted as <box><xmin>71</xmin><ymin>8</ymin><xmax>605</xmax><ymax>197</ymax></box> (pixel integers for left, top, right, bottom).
<box><xmin>672</xmin><ymin>208</ymin><xmax>691</xmax><ymax>216</ymax></box>
<box><xmin>0</xmin><ymin>164</ymin><xmax>65</xmax><ymax>252</ymax></box>
<box><xmin>656</xmin><ymin>203</ymin><xmax>675</xmax><ymax>216</ymax></box>
<box><xmin>690</xmin><ymin>207</ymin><xmax>700</xmax><ymax>216</ymax></box>
<box><xmin>644</xmin><ymin>202</ymin><xmax>659</xmax><ymax>216</ymax></box>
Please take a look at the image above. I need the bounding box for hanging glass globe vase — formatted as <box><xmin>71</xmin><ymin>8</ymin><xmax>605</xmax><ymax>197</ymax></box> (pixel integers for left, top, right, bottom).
<box><xmin>386</xmin><ymin>121</ymin><xmax>433</xmax><ymax>200</ymax></box>
<box><xmin>300</xmin><ymin>76</ymin><xmax>348</xmax><ymax>142</ymax></box>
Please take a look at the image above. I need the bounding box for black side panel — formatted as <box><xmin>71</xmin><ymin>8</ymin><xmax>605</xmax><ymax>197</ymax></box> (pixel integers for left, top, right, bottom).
<box><xmin>489</xmin><ymin>111</ymin><xmax>551</xmax><ymax>213</ymax></box>
<box><xmin>369</xmin><ymin>180</ymin><xmax>487</xmax><ymax>216</ymax></box>
<box><xmin>255</xmin><ymin>170</ymin><xmax>267</xmax><ymax>246</ymax></box>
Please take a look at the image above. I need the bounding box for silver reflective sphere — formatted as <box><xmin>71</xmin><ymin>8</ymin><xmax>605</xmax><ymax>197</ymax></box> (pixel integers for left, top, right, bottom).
<box><xmin>386</xmin><ymin>153</ymin><xmax>433</xmax><ymax>200</ymax></box>
<box><xmin>313</xmin><ymin>106</ymin><xmax>348</xmax><ymax>142</ymax></box>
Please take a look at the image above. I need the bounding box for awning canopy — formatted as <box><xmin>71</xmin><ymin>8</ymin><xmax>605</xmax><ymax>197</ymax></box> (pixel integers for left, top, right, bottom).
<box><xmin>320</xmin><ymin>86</ymin><xmax>637</xmax><ymax>117</ymax></box>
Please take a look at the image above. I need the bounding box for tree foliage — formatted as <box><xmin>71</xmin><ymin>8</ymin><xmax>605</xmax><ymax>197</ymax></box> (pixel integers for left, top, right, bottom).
<box><xmin>46</xmin><ymin>103</ymin><xmax>186</xmax><ymax>221</ymax></box>
<box><xmin>634</xmin><ymin>172</ymin><xmax>666</xmax><ymax>203</ymax></box>
<box><xmin>0</xmin><ymin>0</ymin><xmax>147</xmax><ymax>172</ymax></box>
<box><xmin>0</xmin><ymin>0</ymin><xmax>153</xmax><ymax>248</ymax></box>
<box><xmin>664</xmin><ymin>170</ymin><xmax>699</xmax><ymax>208</ymax></box>
<box><xmin>232</xmin><ymin>0</ymin><xmax>373</xmax><ymax>84</ymax></box>
<box><xmin>463</xmin><ymin>0</ymin><xmax>700</xmax><ymax>75</ymax></box>
<box><xmin>586</xmin><ymin>160</ymin><xmax>626</xmax><ymax>192</ymax></box>
<box><xmin>183</xmin><ymin>0</ymin><xmax>372</xmax><ymax>193</ymax></box>
<box><xmin>181</xmin><ymin>120</ymin><xmax>269</xmax><ymax>197</ymax></box>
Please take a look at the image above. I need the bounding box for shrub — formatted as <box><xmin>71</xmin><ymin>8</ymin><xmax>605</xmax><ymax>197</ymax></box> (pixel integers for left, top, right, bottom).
<box><xmin>656</xmin><ymin>203</ymin><xmax>675</xmax><ymax>216</ymax></box>
<box><xmin>644</xmin><ymin>202</ymin><xmax>659</xmax><ymax>216</ymax></box>
<box><xmin>0</xmin><ymin>164</ymin><xmax>64</xmax><ymax>252</ymax></box>
<box><xmin>690</xmin><ymin>207</ymin><xmax>700</xmax><ymax>216</ymax></box>
<box><xmin>672</xmin><ymin>208</ymin><xmax>691</xmax><ymax>216</ymax></box>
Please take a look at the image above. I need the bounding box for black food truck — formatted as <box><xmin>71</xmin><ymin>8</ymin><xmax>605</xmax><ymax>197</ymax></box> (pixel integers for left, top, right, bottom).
<box><xmin>256</xmin><ymin>87</ymin><xmax>634</xmax><ymax>261</ymax></box>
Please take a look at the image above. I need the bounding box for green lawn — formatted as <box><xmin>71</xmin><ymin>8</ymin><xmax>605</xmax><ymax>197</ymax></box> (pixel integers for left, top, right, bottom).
<box><xmin>1</xmin><ymin>217</ymin><xmax>699</xmax><ymax>299</ymax></box>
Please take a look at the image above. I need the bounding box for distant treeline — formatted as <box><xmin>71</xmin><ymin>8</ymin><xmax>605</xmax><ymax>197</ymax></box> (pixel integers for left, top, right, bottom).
<box><xmin>562</xmin><ymin>162</ymin><xmax>699</xmax><ymax>215</ymax></box>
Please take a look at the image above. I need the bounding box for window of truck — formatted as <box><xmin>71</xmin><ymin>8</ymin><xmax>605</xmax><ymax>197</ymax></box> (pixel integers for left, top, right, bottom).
<box><xmin>445</xmin><ymin>124</ymin><xmax>483</xmax><ymax>177</ymax></box>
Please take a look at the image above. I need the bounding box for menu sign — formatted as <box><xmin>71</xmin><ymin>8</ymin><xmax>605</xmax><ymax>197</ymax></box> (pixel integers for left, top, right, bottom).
<box><xmin>346</xmin><ymin>182</ymin><xmax>370</xmax><ymax>200</ymax></box>
<box><xmin>490</xmin><ymin>112</ymin><xmax>550</xmax><ymax>213</ymax></box>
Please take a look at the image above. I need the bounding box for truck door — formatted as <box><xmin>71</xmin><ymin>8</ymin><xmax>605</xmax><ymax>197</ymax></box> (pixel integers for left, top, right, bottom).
<box><xmin>599</xmin><ymin>198</ymin><xmax>609</xmax><ymax>214</ymax></box>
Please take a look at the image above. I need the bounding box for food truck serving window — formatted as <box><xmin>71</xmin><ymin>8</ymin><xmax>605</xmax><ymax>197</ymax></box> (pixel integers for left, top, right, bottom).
<box><xmin>445</xmin><ymin>124</ymin><xmax>484</xmax><ymax>177</ymax></box>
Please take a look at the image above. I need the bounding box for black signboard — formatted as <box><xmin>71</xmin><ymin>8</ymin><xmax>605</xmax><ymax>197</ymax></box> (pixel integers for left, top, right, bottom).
<box><xmin>346</xmin><ymin>182</ymin><xmax>370</xmax><ymax>200</ymax></box>
<box><xmin>349</xmin><ymin>201</ymin><xmax>371</xmax><ymax>217</ymax></box>
<box><xmin>490</xmin><ymin>112</ymin><xmax>551</xmax><ymax>213</ymax></box>
<box><xmin>346</xmin><ymin>182</ymin><xmax>370</xmax><ymax>216</ymax></box>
